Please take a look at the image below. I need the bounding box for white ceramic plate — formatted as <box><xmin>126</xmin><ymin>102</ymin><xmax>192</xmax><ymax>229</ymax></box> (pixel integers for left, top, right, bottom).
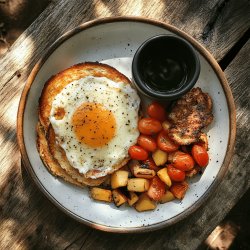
<box><xmin>17</xmin><ymin>17</ymin><xmax>236</xmax><ymax>232</ymax></box>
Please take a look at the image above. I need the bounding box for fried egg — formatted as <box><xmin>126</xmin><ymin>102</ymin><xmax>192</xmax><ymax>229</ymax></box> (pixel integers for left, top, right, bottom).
<box><xmin>49</xmin><ymin>76</ymin><xmax>140</xmax><ymax>178</ymax></box>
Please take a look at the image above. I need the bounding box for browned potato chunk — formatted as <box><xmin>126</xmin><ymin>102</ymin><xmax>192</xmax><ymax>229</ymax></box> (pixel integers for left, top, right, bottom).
<box><xmin>129</xmin><ymin>160</ymin><xmax>155</xmax><ymax>179</ymax></box>
<box><xmin>152</xmin><ymin>149</ymin><xmax>168</xmax><ymax>166</ymax></box>
<box><xmin>159</xmin><ymin>190</ymin><xmax>175</xmax><ymax>203</ymax></box>
<box><xmin>112</xmin><ymin>189</ymin><xmax>127</xmax><ymax>207</ymax></box>
<box><xmin>127</xmin><ymin>178</ymin><xmax>150</xmax><ymax>192</ymax></box>
<box><xmin>135</xmin><ymin>193</ymin><xmax>156</xmax><ymax>212</ymax></box>
<box><xmin>90</xmin><ymin>187</ymin><xmax>112</xmax><ymax>202</ymax></box>
<box><xmin>111</xmin><ymin>170</ymin><xmax>129</xmax><ymax>189</ymax></box>
<box><xmin>157</xmin><ymin>167</ymin><xmax>172</xmax><ymax>187</ymax></box>
<box><xmin>134</xmin><ymin>168</ymin><xmax>156</xmax><ymax>179</ymax></box>
<box><xmin>127</xmin><ymin>192</ymin><xmax>139</xmax><ymax>206</ymax></box>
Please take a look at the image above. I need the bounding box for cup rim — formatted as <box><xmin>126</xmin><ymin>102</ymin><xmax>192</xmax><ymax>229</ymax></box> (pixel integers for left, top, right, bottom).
<box><xmin>132</xmin><ymin>34</ymin><xmax>201</xmax><ymax>100</ymax></box>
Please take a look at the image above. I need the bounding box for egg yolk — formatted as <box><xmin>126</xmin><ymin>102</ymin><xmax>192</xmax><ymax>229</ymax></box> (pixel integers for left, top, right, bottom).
<box><xmin>72</xmin><ymin>102</ymin><xmax>116</xmax><ymax>147</ymax></box>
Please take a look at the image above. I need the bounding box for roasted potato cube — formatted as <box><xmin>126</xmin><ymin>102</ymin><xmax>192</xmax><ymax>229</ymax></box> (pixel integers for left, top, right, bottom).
<box><xmin>112</xmin><ymin>189</ymin><xmax>127</xmax><ymax>207</ymax></box>
<box><xmin>111</xmin><ymin>170</ymin><xmax>129</xmax><ymax>189</ymax></box>
<box><xmin>127</xmin><ymin>192</ymin><xmax>139</xmax><ymax>206</ymax></box>
<box><xmin>129</xmin><ymin>160</ymin><xmax>156</xmax><ymax>179</ymax></box>
<box><xmin>152</xmin><ymin>149</ymin><xmax>168</xmax><ymax>166</ymax></box>
<box><xmin>157</xmin><ymin>167</ymin><xmax>172</xmax><ymax>187</ymax></box>
<box><xmin>127</xmin><ymin>178</ymin><xmax>150</xmax><ymax>192</ymax></box>
<box><xmin>135</xmin><ymin>193</ymin><xmax>156</xmax><ymax>212</ymax></box>
<box><xmin>90</xmin><ymin>187</ymin><xmax>112</xmax><ymax>202</ymax></box>
<box><xmin>134</xmin><ymin>168</ymin><xmax>156</xmax><ymax>179</ymax></box>
<box><xmin>159</xmin><ymin>190</ymin><xmax>175</xmax><ymax>203</ymax></box>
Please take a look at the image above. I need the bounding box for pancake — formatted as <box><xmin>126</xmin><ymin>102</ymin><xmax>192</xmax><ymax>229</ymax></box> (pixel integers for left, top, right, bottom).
<box><xmin>36</xmin><ymin>122</ymin><xmax>83</xmax><ymax>187</ymax></box>
<box><xmin>37</xmin><ymin>62</ymin><xmax>135</xmax><ymax>186</ymax></box>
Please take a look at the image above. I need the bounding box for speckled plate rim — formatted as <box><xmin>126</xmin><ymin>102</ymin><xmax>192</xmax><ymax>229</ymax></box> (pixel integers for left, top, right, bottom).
<box><xmin>17</xmin><ymin>16</ymin><xmax>236</xmax><ymax>233</ymax></box>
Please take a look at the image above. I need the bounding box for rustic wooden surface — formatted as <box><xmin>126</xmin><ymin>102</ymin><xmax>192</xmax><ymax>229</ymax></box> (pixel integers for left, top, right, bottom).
<box><xmin>0</xmin><ymin>0</ymin><xmax>249</xmax><ymax>249</ymax></box>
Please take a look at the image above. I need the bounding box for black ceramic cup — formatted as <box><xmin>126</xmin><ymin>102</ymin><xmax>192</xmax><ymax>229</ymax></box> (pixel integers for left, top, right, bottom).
<box><xmin>132</xmin><ymin>34</ymin><xmax>200</xmax><ymax>100</ymax></box>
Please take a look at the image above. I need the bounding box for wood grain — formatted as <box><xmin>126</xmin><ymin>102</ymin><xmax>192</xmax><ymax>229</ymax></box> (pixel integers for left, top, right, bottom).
<box><xmin>0</xmin><ymin>0</ymin><xmax>249</xmax><ymax>249</ymax></box>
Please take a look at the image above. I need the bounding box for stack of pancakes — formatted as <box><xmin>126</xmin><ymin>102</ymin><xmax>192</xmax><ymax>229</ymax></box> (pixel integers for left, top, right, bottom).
<box><xmin>37</xmin><ymin>62</ymin><xmax>131</xmax><ymax>187</ymax></box>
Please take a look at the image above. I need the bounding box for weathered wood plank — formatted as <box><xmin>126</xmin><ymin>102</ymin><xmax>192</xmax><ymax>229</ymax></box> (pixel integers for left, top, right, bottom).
<box><xmin>0</xmin><ymin>0</ymin><xmax>249</xmax><ymax>249</ymax></box>
<box><xmin>0</xmin><ymin>166</ymin><xmax>90</xmax><ymax>249</ymax></box>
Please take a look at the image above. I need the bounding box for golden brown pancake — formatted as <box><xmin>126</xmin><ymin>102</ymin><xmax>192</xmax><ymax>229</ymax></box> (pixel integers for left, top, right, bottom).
<box><xmin>37</xmin><ymin>122</ymin><xmax>83</xmax><ymax>187</ymax></box>
<box><xmin>37</xmin><ymin>62</ymin><xmax>132</xmax><ymax>186</ymax></box>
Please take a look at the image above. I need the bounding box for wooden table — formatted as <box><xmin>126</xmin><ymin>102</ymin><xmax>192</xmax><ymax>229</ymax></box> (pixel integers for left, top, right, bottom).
<box><xmin>0</xmin><ymin>1</ymin><xmax>249</xmax><ymax>249</ymax></box>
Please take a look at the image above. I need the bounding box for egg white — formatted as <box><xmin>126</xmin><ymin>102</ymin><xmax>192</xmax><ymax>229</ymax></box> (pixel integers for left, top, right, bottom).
<box><xmin>49</xmin><ymin>76</ymin><xmax>140</xmax><ymax>178</ymax></box>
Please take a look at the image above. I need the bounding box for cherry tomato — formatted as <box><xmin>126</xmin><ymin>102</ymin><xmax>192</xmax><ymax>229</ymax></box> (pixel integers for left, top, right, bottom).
<box><xmin>171</xmin><ymin>152</ymin><xmax>195</xmax><ymax>171</ymax></box>
<box><xmin>157</xmin><ymin>131</ymin><xmax>179</xmax><ymax>152</ymax></box>
<box><xmin>147</xmin><ymin>176</ymin><xmax>166</xmax><ymax>201</ymax></box>
<box><xmin>141</xmin><ymin>157</ymin><xmax>160</xmax><ymax>172</ymax></box>
<box><xmin>170</xmin><ymin>181</ymin><xmax>189</xmax><ymax>199</ymax></box>
<box><xmin>138</xmin><ymin>118</ymin><xmax>162</xmax><ymax>135</ymax></box>
<box><xmin>167</xmin><ymin>151</ymin><xmax>183</xmax><ymax>162</ymax></box>
<box><xmin>191</xmin><ymin>144</ymin><xmax>209</xmax><ymax>167</ymax></box>
<box><xmin>167</xmin><ymin>164</ymin><xmax>185</xmax><ymax>182</ymax></box>
<box><xmin>137</xmin><ymin>135</ymin><xmax>157</xmax><ymax>152</ymax></box>
<box><xmin>128</xmin><ymin>145</ymin><xmax>148</xmax><ymax>160</ymax></box>
<box><xmin>147</xmin><ymin>102</ymin><xmax>167</xmax><ymax>121</ymax></box>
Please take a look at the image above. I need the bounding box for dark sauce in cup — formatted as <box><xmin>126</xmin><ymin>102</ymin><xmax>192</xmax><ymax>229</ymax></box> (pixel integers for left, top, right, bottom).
<box><xmin>143</xmin><ymin>55</ymin><xmax>187</xmax><ymax>93</ymax></box>
<box><xmin>132</xmin><ymin>35</ymin><xmax>200</xmax><ymax>100</ymax></box>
